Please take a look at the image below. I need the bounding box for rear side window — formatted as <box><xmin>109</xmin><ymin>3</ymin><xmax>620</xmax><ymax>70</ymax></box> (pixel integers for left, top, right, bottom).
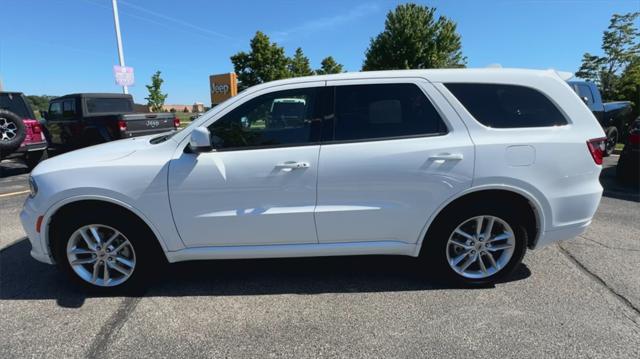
<box><xmin>445</xmin><ymin>83</ymin><xmax>568</xmax><ymax>128</ymax></box>
<box><xmin>85</xmin><ymin>98</ymin><xmax>133</xmax><ymax>114</ymax></box>
<box><xmin>576</xmin><ymin>84</ymin><xmax>594</xmax><ymax>106</ymax></box>
<box><xmin>332</xmin><ymin>83</ymin><xmax>447</xmax><ymax>142</ymax></box>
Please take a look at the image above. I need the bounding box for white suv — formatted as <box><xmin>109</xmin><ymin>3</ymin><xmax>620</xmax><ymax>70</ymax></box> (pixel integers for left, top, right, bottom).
<box><xmin>21</xmin><ymin>68</ymin><xmax>606</xmax><ymax>291</ymax></box>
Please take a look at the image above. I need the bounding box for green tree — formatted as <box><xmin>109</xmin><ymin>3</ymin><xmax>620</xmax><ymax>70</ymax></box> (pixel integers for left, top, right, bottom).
<box><xmin>26</xmin><ymin>95</ymin><xmax>56</xmax><ymax>114</ymax></box>
<box><xmin>145</xmin><ymin>71</ymin><xmax>168</xmax><ymax>112</ymax></box>
<box><xmin>362</xmin><ymin>3</ymin><xmax>466</xmax><ymax>71</ymax></box>
<box><xmin>576</xmin><ymin>12</ymin><xmax>639</xmax><ymax>101</ymax></box>
<box><xmin>288</xmin><ymin>48</ymin><xmax>314</xmax><ymax>77</ymax></box>
<box><xmin>315</xmin><ymin>56</ymin><xmax>344</xmax><ymax>75</ymax></box>
<box><xmin>618</xmin><ymin>56</ymin><xmax>640</xmax><ymax>115</ymax></box>
<box><xmin>231</xmin><ymin>31</ymin><xmax>290</xmax><ymax>90</ymax></box>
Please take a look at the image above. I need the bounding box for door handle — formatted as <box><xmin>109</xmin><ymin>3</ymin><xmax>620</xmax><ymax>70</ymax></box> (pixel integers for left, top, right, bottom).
<box><xmin>429</xmin><ymin>153</ymin><xmax>464</xmax><ymax>161</ymax></box>
<box><xmin>276</xmin><ymin>161</ymin><xmax>310</xmax><ymax>169</ymax></box>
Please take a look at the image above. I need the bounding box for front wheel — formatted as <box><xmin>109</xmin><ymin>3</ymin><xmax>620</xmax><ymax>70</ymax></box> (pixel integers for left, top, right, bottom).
<box><xmin>52</xmin><ymin>209</ymin><xmax>158</xmax><ymax>292</ymax></box>
<box><xmin>422</xmin><ymin>203</ymin><xmax>527</xmax><ymax>285</ymax></box>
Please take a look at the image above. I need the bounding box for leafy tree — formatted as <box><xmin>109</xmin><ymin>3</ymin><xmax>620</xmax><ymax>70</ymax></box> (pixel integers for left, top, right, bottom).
<box><xmin>315</xmin><ymin>56</ymin><xmax>344</xmax><ymax>75</ymax></box>
<box><xmin>618</xmin><ymin>56</ymin><xmax>640</xmax><ymax>115</ymax></box>
<box><xmin>288</xmin><ymin>48</ymin><xmax>314</xmax><ymax>77</ymax></box>
<box><xmin>183</xmin><ymin>107</ymin><xmax>189</xmax><ymax>113</ymax></box>
<box><xmin>26</xmin><ymin>95</ymin><xmax>56</xmax><ymax>113</ymax></box>
<box><xmin>145</xmin><ymin>71</ymin><xmax>168</xmax><ymax>112</ymax></box>
<box><xmin>576</xmin><ymin>12</ymin><xmax>639</xmax><ymax>101</ymax></box>
<box><xmin>363</xmin><ymin>3</ymin><xmax>466</xmax><ymax>71</ymax></box>
<box><xmin>231</xmin><ymin>31</ymin><xmax>290</xmax><ymax>90</ymax></box>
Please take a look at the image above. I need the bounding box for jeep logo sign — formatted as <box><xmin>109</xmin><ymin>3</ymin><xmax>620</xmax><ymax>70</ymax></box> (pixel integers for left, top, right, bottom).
<box><xmin>209</xmin><ymin>73</ymin><xmax>238</xmax><ymax>106</ymax></box>
<box><xmin>211</xmin><ymin>84</ymin><xmax>229</xmax><ymax>94</ymax></box>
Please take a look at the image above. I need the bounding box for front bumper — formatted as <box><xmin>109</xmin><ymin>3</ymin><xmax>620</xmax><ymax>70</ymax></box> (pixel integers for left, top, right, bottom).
<box><xmin>19</xmin><ymin>198</ymin><xmax>54</xmax><ymax>265</ymax></box>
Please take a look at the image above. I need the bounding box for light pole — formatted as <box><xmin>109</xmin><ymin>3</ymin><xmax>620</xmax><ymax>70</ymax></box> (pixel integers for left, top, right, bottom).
<box><xmin>111</xmin><ymin>0</ymin><xmax>128</xmax><ymax>94</ymax></box>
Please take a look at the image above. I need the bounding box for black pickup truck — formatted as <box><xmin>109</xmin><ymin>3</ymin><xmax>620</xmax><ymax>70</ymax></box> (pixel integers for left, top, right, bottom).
<box><xmin>42</xmin><ymin>93</ymin><xmax>179</xmax><ymax>150</ymax></box>
<box><xmin>567</xmin><ymin>81</ymin><xmax>633</xmax><ymax>155</ymax></box>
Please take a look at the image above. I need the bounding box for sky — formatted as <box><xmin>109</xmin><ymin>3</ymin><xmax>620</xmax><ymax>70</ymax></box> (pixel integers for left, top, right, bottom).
<box><xmin>1</xmin><ymin>0</ymin><xmax>638</xmax><ymax>105</ymax></box>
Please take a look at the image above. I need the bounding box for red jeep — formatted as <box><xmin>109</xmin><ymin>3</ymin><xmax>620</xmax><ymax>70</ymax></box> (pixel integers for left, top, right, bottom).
<box><xmin>0</xmin><ymin>92</ymin><xmax>48</xmax><ymax>169</ymax></box>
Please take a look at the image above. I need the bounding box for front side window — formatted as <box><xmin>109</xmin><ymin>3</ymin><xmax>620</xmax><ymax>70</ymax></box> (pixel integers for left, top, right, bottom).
<box><xmin>208</xmin><ymin>87</ymin><xmax>320</xmax><ymax>150</ymax></box>
<box><xmin>445</xmin><ymin>83</ymin><xmax>568</xmax><ymax>128</ymax></box>
<box><xmin>49</xmin><ymin>102</ymin><xmax>63</xmax><ymax>120</ymax></box>
<box><xmin>332</xmin><ymin>83</ymin><xmax>447</xmax><ymax>142</ymax></box>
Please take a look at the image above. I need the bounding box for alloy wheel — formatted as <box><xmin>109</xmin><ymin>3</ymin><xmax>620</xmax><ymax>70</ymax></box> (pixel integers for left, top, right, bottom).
<box><xmin>0</xmin><ymin>117</ymin><xmax>18</xmax><ymax>141</ymax></box>
<box><xmin>66</xmin><ymin>224</ymin><xmax>136</xmax><ymax>287</ymax></box>
<box><xmin>445</xmin><ymin>215</ymin><xmax>515</xmax><ymax>279</ymax></box>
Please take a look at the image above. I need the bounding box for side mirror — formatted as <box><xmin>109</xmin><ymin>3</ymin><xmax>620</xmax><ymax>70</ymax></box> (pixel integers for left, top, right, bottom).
<box><xmin>189</xmin><ymin>127</ymin><xmax>213</xmax><ymax>153</ymax></box>
<box><xmin>40</xmin><ymin>111</ymin><xmax>48</xmax><ymax>120</ymax></box>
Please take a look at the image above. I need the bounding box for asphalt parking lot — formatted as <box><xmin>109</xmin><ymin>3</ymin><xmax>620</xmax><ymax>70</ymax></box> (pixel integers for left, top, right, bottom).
<box><xmin>1</xmin><ymin>156</ymin><xmax>639</xmax><ymax>358</ymax></box>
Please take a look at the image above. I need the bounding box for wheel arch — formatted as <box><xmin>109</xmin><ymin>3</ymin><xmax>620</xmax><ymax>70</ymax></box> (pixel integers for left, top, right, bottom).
<box><xmin>413</xmin><ymin>186</ymin><xmax>546</xmax><ymax>256</ymax></box>
<box><xmin>43</xmin><ymin>196</ymin><xmax>169</xmax><ymax>264</ymax></box>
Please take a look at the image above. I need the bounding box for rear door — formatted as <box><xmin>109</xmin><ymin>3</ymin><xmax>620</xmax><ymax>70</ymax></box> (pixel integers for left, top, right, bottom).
<box><xmin>315</xmin><ymin>78</ymin><xmax>474</xmax><ymax>245</ymax></box>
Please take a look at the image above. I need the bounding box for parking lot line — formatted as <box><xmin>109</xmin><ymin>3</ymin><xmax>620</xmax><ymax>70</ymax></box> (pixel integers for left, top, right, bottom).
<box><xmin>0</xmin><ymin>190</ymin><xmax>30</xmax><ymax>198</ymax></box>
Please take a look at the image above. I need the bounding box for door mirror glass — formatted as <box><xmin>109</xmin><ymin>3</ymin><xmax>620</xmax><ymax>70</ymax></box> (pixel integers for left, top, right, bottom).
<box><xmin>189</xmin><ymin>127</ymin><xmax>213</xmax><ymax>153</ymax></box>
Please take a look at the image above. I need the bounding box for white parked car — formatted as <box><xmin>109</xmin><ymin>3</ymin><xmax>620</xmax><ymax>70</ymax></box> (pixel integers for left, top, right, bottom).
<box><xmin>21</xmin><ymin>69</ymin><xmax>606</xmax><ymax>291</ymax></box>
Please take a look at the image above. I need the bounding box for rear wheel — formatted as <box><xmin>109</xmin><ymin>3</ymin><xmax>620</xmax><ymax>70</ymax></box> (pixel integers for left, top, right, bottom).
<box><xmin>423</xmin><ymin>202</ymin><xmax>527</xmax><ymax>285</ymax></box>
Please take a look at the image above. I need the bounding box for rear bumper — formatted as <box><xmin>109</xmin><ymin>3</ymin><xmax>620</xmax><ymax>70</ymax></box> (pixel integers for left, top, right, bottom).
<box><xmin>534</xmin><ymin>184</ymin><xmax>603</xmax><ymax>249</ymax></box>
<box><xmin>534</xmin><ymin>220</ymin><xmax>591</xmax><ymax>249</ymax></box>
<box><xmin>12</xmin><ymin>141</ymin><xmax>48</xmax><ymax>154</ymax></box>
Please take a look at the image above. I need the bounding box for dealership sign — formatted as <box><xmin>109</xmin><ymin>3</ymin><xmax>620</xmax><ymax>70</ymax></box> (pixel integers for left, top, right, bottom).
<box><xmin>209</xmin><ymin>73</ymin><xmax>238</xmax><ymax>105</ymax></box>
<box><xmin>113</xmin><ymin>65</ymin><xmax>135</xmax><ymax>86</ymax></box>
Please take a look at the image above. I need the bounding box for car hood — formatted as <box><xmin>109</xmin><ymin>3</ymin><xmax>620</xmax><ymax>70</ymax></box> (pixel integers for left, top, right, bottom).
<box><xmin>32</xmin><ymin>135</ymin><xmax>164</xmax><ymax>176</ymax></box>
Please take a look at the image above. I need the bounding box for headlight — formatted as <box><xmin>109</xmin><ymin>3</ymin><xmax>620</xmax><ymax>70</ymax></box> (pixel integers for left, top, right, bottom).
<box><xmin>28</xmin><ymin>176</ymin><xmax>38</xmax><ymax>198</ymax></box>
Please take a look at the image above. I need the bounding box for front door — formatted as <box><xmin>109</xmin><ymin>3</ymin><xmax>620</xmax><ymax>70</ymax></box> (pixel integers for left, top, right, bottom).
<box><xmin>168</xmin><ymin>84</ymin><xmax>325</xmax><ymax>247</ymax></box>
<box><xmin>315</xmin><ymin>79</ymin><xmax>475</xmax><ymax>245</ymax></box>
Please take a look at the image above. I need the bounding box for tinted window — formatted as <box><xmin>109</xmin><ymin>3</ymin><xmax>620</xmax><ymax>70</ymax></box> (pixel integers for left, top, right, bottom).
<box><xmin>208</xmin><ymin>88</ymin><xmax>319</xmax><ymax>150</ymax></box>
<box><xmin>63</xmin><ymin>99</ymin><xmax>76</xmax><ymax>118</ymax></box>
<box><xmin>49</xmin><ymin>102</ymin><xmax>63</xmax><ymax>120</ymax></box>
<box><xmin>0</xmin><ymin>93</ymin><xmax>31</xmax><ymax>118</ymax></box>
<box><xmin>85</xmin><ymin>98</ymin><xmax>133</xmax><ymax>114</ymax></box>
<box><xmin>445</xmin><ymin>83</ymin><xmax>568</xmax><ymax>128</ymax></box>
<box><xmin>576</xmin><ymin>84</ymin><xmax>594</xmax><ymax>105</ymax></box>
<box><xmin>332</xmin><ymin>83</ymin><xmax>446</xmax><ymax>141</ymax></box>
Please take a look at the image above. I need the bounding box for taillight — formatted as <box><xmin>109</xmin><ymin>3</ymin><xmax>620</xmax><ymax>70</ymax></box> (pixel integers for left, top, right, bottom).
<box><xmin>117</xmin><ymin>119</ymin><xmax>127</xmax><ymax>132</ymax></box>
<box><xmin>173</xmin><ymin>117</ymin><xmax>180</xmax><ymax>129</ymax></box>
<box><xmin>586</xmin><ymin>137</ymin><xmax>606</xmax><ymax>165</ymax></box>
<box><xmin>31</xmin><ymin>122</ymin><xmax>42</xmax><ymax>134</ymax></box>
<box><xmin>628</xmin><ymin>133</ymin><xmax>640</xmax><ymax>145</ymax></box>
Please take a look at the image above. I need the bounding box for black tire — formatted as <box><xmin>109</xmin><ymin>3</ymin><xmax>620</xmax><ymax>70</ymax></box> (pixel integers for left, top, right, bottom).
<box><xmin>51</xmin><ymin>207</ymin><xmax>162</xmax><ymax>293</ymax></box>
<box><xmin>0</xmin><ymin>110</ymin><xmax>27</xmax><ymax>155</ymax></box>
<box><xmin>604</xmin><ymin>126</ymin><xmax>618</xmax><ymax>157</ymax></box>
<box><xmin>421</xmin><ymin>201</ymin><xmax>528</xmax><ymax>286</ymax></box>
<box><xmin>24</xmin><ymin>149</ymin><xmax>48</xmax><ymax>170</ymax></box>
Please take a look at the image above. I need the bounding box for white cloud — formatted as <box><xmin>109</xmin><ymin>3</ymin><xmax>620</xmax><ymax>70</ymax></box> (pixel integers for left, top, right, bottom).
<box><xmin>270</xmin><ymin>3</ymin><xmax>380</xmax><ymax>42</ymax></box>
